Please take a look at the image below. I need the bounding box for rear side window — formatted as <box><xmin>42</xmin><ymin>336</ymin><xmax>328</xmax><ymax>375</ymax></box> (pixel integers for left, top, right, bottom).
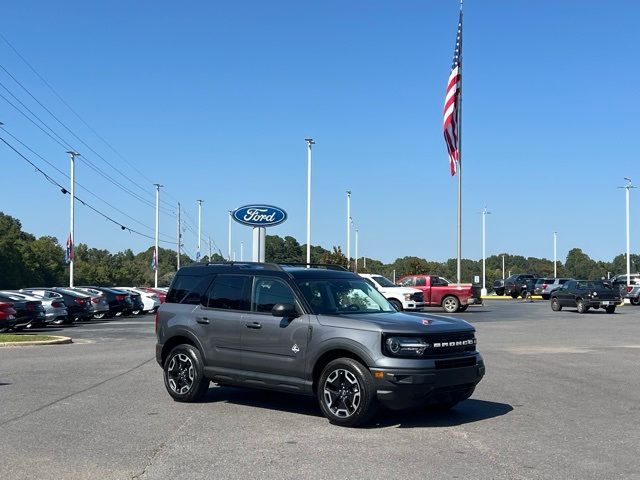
<box><xmin>204</xmin><ymin>275</ymin><xmax>250</xmax><ymax>311</ymax></box>
<box><xmin>416</xmin><ymin>277</ymin><xmax>427</xmax><ymax>287</ymax></box>
<box><xmin>166</xmin><ymin>274</ymin><xmax>211</xmax><ymax>304</ymax></box>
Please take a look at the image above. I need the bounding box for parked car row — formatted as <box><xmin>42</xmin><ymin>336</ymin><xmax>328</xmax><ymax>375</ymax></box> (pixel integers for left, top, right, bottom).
<box><xmin>0</xmin><ymin>286</ymin><xmax>167</xmax><ymax>332</ymax></box>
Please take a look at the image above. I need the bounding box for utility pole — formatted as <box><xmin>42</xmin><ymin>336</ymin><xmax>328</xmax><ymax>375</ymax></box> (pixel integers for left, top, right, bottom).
<box><xmin>67</xmin><ymin>151</ymin><xmax>80</xmax><ymax>287</ymax></box>
<box><xmin>346</xmin><ymin>191</ymin><xmax>351</xmax><ymax>270</ymax></box>
<box><xmin>480</xmin><ymin>207</ymin><xmax>491</xmax><ymax>296</ymax></box>
<box><xmin>196</xmin><ymin>200</ymin><xmax>203</xmax><ymax>261</ymax></box>
<box><xmin>154</xmin><ymin>184</ymin><xmax>162</xmax><ymax>288</ymax></box>
<box><xmin>620</xmin><ymin>178</ymin><xmax>635</xmax><ymax>286</ymax></box>
<box><xmin>501</xmin><ymin>255</ymin><xmax>505</xmax><ymax>280</ymax></box>
<box><xmin>305</xmin><ymin>138</ymin><xmax>314</xmax><ymax>265</ymax></box>
<box><xmin>553</xmin><ymin>231</ymin><xmax>557</xmax><ymax>278</ymax></box>
<box><xmin>176</xmin><ymin>202</ymin><xmax>181</xmax><ymax>270</ymax></box>
<box><xmin>355</xmin><ymin>228</ymin><xmax>359</xmax><ymax>273</ymax></box>
<box><xmin>228</xmin><ymin>210</ymin><xmax>232</xmax><ymax>261</ymax></box>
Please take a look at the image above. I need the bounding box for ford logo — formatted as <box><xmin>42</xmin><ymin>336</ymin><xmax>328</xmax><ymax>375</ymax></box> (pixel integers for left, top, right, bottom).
<box><xmin>232</xmin><ymin>205</ymin><xmax>288</xmax><ymax>227</ymax></box>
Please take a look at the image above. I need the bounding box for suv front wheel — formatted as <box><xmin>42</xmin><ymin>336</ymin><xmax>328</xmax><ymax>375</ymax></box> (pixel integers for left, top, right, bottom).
<box><xmin>163</xmin><ymin>344</ymin><xmax>209</xmax><ymax>402</ymax></box>
<box><xmin>318</xmin><ymin>358</ymin><xmax>378</xmax><ymax>427</ymax></box>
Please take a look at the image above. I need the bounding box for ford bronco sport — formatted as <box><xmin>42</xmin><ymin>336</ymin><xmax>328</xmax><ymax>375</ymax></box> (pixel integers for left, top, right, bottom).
<box><xmin>156</xmin><ymin>262</ymin><xmax>485</xmax><ymax>427</ymax></box>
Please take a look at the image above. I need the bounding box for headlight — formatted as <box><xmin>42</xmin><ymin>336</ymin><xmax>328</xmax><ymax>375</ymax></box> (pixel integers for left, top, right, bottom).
<box><xmin>403</xmin><ymin>293</ymin><xmax>412</xmax><ymax>301</ymax></box>
<box><xmin>385</xmin><ymin>337</ymin><xmax>429</xmax><ymax>356</ymax></box>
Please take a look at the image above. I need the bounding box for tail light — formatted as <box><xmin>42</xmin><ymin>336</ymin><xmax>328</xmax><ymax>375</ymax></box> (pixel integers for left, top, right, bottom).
<box><xmin>52</xmin><ymin>301</ymin><xmax>64</xmax><ymax>308</ymax></box>
<box><xmin>116</xmin><ymin>295</ymin><xmax>125</xmax><ymax>301</ymax></box>
<box><xmin>542</xmin><ymin>284</ymin><xmax>548</xmax><ymax>289</ymax></box>
<box><xmin>627</xmin><ymin>286</ymin><xmax>633</xmax><ymax>293</ymax></box>
<box><xmin>74</xmin><ymin>298</ymin><xmax>86</xmax><ymax>305</ymax></box>
<box><xmin>26</xmin><ymin>302</ymin><xmax>36</xmax><ymax>311</ymax></box>
<box><xmin>92</xmin><ymin>297</ymin><xmax>100</xmax><ymax>303</ymax></box>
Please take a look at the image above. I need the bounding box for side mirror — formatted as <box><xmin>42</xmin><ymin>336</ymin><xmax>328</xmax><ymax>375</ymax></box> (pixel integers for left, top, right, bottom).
<box><xmin>272</xmin><ymin>303</ymin><xmax>299</xmax><ymax>318</ymax></box>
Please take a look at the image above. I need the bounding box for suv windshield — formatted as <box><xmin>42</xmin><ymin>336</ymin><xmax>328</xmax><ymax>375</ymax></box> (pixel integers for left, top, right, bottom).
<box><xmin>371</xmin><ymin>275</ymin><xmax>396</xmax><ymax>288</ymax></box>
<box><xmin>297</xmin><ymin>278</ymin><xmax>395</xmax><ymax>315</ymax></box>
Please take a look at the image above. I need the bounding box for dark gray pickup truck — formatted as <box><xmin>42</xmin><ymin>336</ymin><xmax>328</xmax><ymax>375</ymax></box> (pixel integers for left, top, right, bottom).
<box><xmin>156</xmin><ymin>262</ymin><xmax>485</xmax><ymax>427</ymax></box>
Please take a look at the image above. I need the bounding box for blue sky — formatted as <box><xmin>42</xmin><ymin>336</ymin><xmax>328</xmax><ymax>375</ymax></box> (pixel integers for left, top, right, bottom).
<box><xmin>0</xmin><ymin>0</ymin><xmax>638</xmax><ymax>264</ymax></box>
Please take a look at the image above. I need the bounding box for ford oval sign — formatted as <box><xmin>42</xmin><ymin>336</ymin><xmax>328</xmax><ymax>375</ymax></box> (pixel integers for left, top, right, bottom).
<box><xmin>232</xmin><ymin>205</ymin><xmax>287</xmax><ymax>227</ymax></box>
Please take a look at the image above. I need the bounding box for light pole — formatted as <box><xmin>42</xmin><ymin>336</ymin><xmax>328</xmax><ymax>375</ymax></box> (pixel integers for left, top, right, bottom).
<box><xmin>305</xmin><ymin>138</ymin><xmax>314</xmax><ymax>265</ymax></box>
<box><xmin>620</xmin><ymin>178</ymin><xmax>635</xmax><ymax>286</ymax></box>
<box><xmin>240</xmin><ymin>241</ymin><xmax>244</xmax><ymax>262</ymax></box>
<box><xmin>196</xmin><ymin>200</ymin><xmax>203</xmax><ymax>261</ymax></box>
<box><xmin>154</xmin><ymin>184</ymin><xmax>162</xmax><ymax>288</ymax></box>
<box><xmin>501</xmin><ymin>254</ymin><xmax>505</xmax><ymax>280</ymax></box>
<box><xmin>480</xmin><ymin>207</ymin><xmax>491</xmax><ymax>296</ymax></box>
<box><xmin>176</xmin><ymin>202</ymin><xmax>181</xmax><ymax>270</ymax></box>
<box><xmin>553</xmin><ymin>231</ymin><xmax>557</xmax><ymax>277</ymax></box>
<box><xmin>228</xmin><ymin>210</ymin><xmax>232</xmax><ymax>261</ymax></box>
<box><xmin>67</xmin><ymin>151</ymin><xmax>80</xmax><ymax>287</ymax></box>
<box><xmin>355</xmin><ymin>228</ymin><xmax>359</xmax><ymax>273</ymax></box>
<box><xmin>346</xmin><ymin>191</ymin><xmax>351</xmax><ymax>269</ymax></box>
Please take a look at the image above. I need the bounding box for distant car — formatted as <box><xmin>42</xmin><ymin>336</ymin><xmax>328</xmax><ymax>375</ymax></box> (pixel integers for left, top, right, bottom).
<box><xmin>65</xmin><ymin>288</ymin><xmax>110</xmax><ymax>318</ymax></box>
<box><xmin>504</xmin><ymin>274</ymin><xmax>536</xmax><ymax>298</ymax></box>
<box><xmin>0</xmin><ymin>301</ymin><xmax>17</xmax><ymax>331</ymax></box>
<box><xmin>397</xmin><ymin>274</ymin><xmax>481</xmax><ymax>313</ymax></box>
<box><xmin>537</xmin><ymin>278</ymin><xmax>572</xmax><ymax>300</ymax></box>
<box><xmin>116</xmin><ymin>287</ymin><xmax>161</xmax><ymax>314</ymax></box>
<box><xmin>358</xmin><ymin>274</ymin><xmax>424</xmax><ymax>311</ymax></box>
<box><xmin>611</xmin><ymin>274</ymin><xmax>640</xmax><ymax>302</ymax></box>
<box><xmin>13</xmin><ymin>290</ymin><xmax>68</xmax><ymax>324</ymax></box>
<box><xmin>493</xmin><ymin>279</ymin><xmax>505</xmax><ymax>296</ymax></box>
<box><xmin>550</xmin><ymin>280</ymin><xmax>620</xmax><ymax>314</ymax></box>
<box><xmin>0</xmin><ymin>292</ymin><xmax>46</xmax><ymax>330</ymax></box>
<box><xmin>77</xmin><ymin>287</ymin><xmax>132</xmax><ymax>318</ymax></box>
<box><xmin>137</xmin><ymin>287</ymin><xmax>166</xmax><ymax>304</ymax></box>
<box><xmin>32</xmin><ymin>288</ymin><xmax>93</xmax><ymax>322</ymax></box>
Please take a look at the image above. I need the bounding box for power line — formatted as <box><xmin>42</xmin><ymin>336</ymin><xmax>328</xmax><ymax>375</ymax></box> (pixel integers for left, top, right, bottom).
<box><xmin>0</xmin><ymin>134</ymin><xmax>174</xmax><ymax>245</ymax></box>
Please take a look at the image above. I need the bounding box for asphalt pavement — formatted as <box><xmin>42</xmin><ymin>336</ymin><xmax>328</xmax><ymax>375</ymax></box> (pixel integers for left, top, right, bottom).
<box><xmin>1</xmin><ymin>300</ymin><xmax>639</xmax><ymax>480</ymax></box>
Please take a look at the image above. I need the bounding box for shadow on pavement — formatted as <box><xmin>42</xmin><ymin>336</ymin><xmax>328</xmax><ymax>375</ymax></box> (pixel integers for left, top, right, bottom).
<box><xmin>201</xmin><ymin>387</ymin><xmax>513</xmax><ymax>428</ymax></box>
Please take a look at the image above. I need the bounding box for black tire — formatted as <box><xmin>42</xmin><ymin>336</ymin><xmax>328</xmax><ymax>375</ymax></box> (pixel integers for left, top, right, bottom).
<box><xmin>551</xmin><ymin>297</ymin><xmax>562</xmax><ymax>311</ymax></box>
<box><xmin>131</xmin><ymin>309</ymin><xmax>142</xmax><ymax>315</ymax></box>
<box><xmin>521</xmin><ymin>291</ymin><xmax>528</xmax><ymax>299</ymax></box>
<box><xmin>442</xmin><ymin>295</ymin><xmax>460</xmax><ymax>313</ymax></box>
<box><xmin>631</xmin><ymin>298</ymin><xmax>640</xmax><ymax>306</ymax></box>
<box><xmin>605</xmin><ymin>306</ymin><xmax>616</xmax><ymax>314</ymax></box>
<box><xmin>317</xmin><ymin>358</ymin><xmax>378</xmax><ymax>427</ymax></box>
<box><xmin>389</xmin><ymin>299</ymin><xmax>403</xmax><ymax>312</ymax></box>
<box><xmin>576</xmin><ymin>299</ymin><xmax>588</xmax><ymax>314</ymax></box>
<box><xmin>542</xmin><ymin>294</ymin><xmax>550</xmax><ymax>300</ymax></box>
<box><xmin>458</xmin><ymin>305</ymin><xmax>469</xmax><ymax>312</ymax></box>
<box><xmin>510</xmin><ymin>292</ymin><xmax>518</xmax><ymax>299</ymax></box>
<box><xmin>163</xmin><ymin>344</ymin><xmax>209</xmax><ymax>402</ymax></box>
<box><xmin>93</xmin><ymin>312</ymin><xmax>107</xmax><ymax>320</ymax></box>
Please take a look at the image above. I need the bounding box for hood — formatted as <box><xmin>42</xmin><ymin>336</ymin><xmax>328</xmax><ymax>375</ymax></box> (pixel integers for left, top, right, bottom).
<box><xmin>317</xmin><ymin>311</ymin><xmax>474</xmax><ymax>334</ymax></box>
<box><xmin>380</xmin><ymin>286</ymin><xmax>421</xmax><ymax>295</ymax></box>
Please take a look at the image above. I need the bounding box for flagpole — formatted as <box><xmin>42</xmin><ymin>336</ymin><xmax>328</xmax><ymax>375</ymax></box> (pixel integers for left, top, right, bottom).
<box><xmin>456</xmin><ymin>0</ymin><xmax>464</xmax><ymax>285</ymax></box>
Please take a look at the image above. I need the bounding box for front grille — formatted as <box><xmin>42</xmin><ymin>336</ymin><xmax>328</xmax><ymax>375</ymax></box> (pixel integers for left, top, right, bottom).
<box><xmin>435</xmin><ymin>357</ymin><xmax>477</xmax><ymax>369</ymax></box>
<box><xmin>383</xmin><ymin>331</ymin><xmax>477</xmax><ymax>358</ymax></box>
<box><xmin>411</xmin><ymin>292</ymin><xmax>424</xmax><ymax>302</ymax></box>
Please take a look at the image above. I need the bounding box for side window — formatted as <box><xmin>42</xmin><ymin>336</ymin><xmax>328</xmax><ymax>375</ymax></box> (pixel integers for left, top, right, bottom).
<box><xmin>166</xmin><ymin>274</ymin><xmax>211</xmax><ymax>304</ymax></box>
<box><xmin>252</xmin><ymin>278</ymin><xmax>297</xmax><ymax>313</ymax></box>
<box><xmin>363</xmin><ymin>278</ymin><xmax>377</xmax><ymax>290</ymax></box>
<box><xmin>416</xmin><ymin>277</ymin><xmax>427</xmax><ymax>287</ymax></box>
<box><xmin>204</xmin><ymin>275</ymin><xmax>250</xmax><ymax>311</ymax></box>
<box><xmin>400</xmin><ymin>277</ymin><xmax>414</xmax><ymax>287</ymax></box>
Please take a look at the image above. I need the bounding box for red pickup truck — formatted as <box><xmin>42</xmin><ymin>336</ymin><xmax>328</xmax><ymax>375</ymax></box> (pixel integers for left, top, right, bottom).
<box><xmin>396</xmin><ymin>275</ymin><xmax>482</xmax><ymax>313</ymax></box>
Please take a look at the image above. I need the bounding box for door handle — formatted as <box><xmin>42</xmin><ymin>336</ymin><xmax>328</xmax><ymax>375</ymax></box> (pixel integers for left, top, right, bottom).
<box><xmin>196</xmin><ymin>317</ymin><xmax>210</xmax><ymax>324</ymax></box>
<box><xmin>245</xmin><ymin>322</ymin><xmax>262</xmax><ymax>329</ymax></box>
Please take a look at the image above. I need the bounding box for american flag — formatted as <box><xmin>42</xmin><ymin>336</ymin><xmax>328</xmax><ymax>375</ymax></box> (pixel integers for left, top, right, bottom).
<box><xmin>64</xmin><ymin>233</ymin><xmax>74</xmax><ymax>264</ymax></box>
<box><xmin>443</xmin><ymin>10</ymin><xmax>463</xmax><ymax>176</ymax></box>
<box><xmin>151</xmin><ymin>247</ymin><xmax>158</xmax><ymax>271</ymax></box>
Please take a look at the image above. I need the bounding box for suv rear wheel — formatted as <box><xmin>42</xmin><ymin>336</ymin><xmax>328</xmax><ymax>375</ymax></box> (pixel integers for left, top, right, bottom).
<box><xmin>318</xmin><ymin>358</ymin><xmax>378</xmax><ymax>427</ymax></box>
<box><xmin>551</xmin><ymin>297</ymin><xmax>562</xmax><ymax>311</ymax></box>
<box><xmin>164</xmin><ymin>344</ymin><xmax>209</xmax><ymax>402</ymax></box>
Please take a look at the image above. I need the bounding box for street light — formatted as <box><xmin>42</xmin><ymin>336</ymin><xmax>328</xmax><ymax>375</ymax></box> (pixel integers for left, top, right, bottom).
<box><xmin>480</xmin><ymin>207</ymin><xmax>491</xmax><ymax>296</ymax></box>
<box><xmin>305</xmin><ymin>138</ymin><xmax>315</xmax><ymax>265</ymax></box>
<box><xmin>619</xmin><ymin>178</ymin><xmax>636</xmax><ymax>286</ymax></box>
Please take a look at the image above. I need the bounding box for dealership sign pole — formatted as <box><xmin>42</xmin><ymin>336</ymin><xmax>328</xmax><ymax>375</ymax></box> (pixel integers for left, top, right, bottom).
<box><xmin>232</xmin><ymin>205</ymin><xmax>287</xmax><ymax>262</ymax></box>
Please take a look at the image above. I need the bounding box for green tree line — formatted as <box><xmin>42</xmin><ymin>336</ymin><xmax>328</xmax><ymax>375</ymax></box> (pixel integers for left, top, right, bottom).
<box><xmin>1</xmin><ymin>212</ymin><xmax>637</xmax><ymax>290</ymax></box>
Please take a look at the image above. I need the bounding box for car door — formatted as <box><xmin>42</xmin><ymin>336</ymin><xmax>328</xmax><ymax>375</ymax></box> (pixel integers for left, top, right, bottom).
<box><xmin>554</xmin><ymin>282</ymin><xmax>570</xmax><ymax>306</ymax></box>
<box><xmin>196</xmin><ymin>274</ymin><xmax>250</xmax><ymax>372</ymax></box>
<box><xmin>241</xmin><ymin>276</ymin><xmax>310</xmax><ymax>386</ymax></box>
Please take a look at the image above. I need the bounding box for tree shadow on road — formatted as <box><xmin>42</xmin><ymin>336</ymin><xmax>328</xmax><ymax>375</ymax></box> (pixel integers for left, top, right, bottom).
<box><xmin>201</xmin><ymin>386</ymin><xmax>512</xmax><ymax>428</ymax></box>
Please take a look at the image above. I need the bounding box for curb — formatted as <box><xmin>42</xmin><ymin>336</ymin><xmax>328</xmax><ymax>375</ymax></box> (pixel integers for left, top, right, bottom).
<box><xmin>0</xmin><ymin>335</ymin><xmax>73</xmax><ymax>347</ymax></box>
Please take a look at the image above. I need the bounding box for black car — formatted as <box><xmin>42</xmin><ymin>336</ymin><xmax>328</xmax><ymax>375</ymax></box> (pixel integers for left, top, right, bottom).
<box><xmin>493</xmin><ymin>279</ymin><xmax>505</xmax><ymax>296</ymax></box>
<box><xmin>504</xmin><ymin>274</ymin><xmax>536</xmax><ymax>298</ymax></box>
<box><xmin>0</xmin><ymin>293</ymin><xmax>46</xmax><ymax>330</ymax></box>
<box><xmin>550</xmin><ymin>280</ymin><xmax>620</xmax><ymax>314</ymax></box>
<box><xmin>46</xmin><ymin>288</ymin><xmax>93</xmax><ymax>321</ymax></box>
<box><xmin>78</xmin><ymin>287</ymin><xmax>132</xmax><ymax>317</ymax></box>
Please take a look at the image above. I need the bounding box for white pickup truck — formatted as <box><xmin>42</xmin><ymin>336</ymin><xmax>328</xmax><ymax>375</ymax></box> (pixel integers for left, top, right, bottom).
<box><xmin>359</xmin><ymin>273</ymin><xmax>425</xmax><ymax>311</ymax></box>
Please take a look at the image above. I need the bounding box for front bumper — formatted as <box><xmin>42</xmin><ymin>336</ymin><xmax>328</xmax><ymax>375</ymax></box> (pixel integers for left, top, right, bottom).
<box><xmin>403</xmin><ymin>302</ymin><xmax>425</xmax><ymax>311</ymax></box>
<box><xmin>371</xmin><ymin>355</ymin><xmax>485</xmax><ymax>410</ymax></box>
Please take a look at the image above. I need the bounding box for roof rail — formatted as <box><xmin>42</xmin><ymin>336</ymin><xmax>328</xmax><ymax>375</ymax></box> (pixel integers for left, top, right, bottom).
<box><xmin>279</xmin><ymin>262</ymin><xmax>349</xmax><ymax>272</ymax></box>
<box><xmin>204</xmin><ymin>261</ymin><xmax>284</xmax><ymax>271</ymax></box>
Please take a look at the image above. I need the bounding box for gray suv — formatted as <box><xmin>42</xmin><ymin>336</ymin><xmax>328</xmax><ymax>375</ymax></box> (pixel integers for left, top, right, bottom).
<box><xmin>156</xmin><ymin>263</ymin><xmax>485</xmax><ymax>427</ymax></box>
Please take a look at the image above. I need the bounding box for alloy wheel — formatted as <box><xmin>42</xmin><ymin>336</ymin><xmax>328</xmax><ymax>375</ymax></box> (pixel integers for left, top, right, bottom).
<box><xmin>323</xmin><ymin>368</ymin><xmax>361</xmax><ymax>418</ymax></box>
<box><xmin>166</xmin><ymin>353</ymin><xmax>195</xmax><ymax>395</ymax></box>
